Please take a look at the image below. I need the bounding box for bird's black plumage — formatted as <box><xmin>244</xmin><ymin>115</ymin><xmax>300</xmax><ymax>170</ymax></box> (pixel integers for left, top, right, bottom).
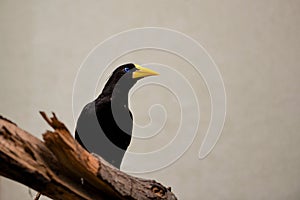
<box><xmin>75</xmin><ymin>63</ymin><xmax>158</xmax><ymax>168</ymax></box>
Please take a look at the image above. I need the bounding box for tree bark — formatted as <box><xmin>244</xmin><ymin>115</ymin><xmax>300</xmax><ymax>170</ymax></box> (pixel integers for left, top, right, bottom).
<box><xmin>0</xmin><ymin>112</ymin><xmax>177</xmax><ymax>200</ymax></box>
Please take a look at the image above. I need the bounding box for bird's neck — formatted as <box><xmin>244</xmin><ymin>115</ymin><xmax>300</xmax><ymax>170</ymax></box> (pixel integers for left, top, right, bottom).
<box><xmin>100</xmin><ymin>83</ymin><xmax>131</xmax><ymax>105</ymax></box>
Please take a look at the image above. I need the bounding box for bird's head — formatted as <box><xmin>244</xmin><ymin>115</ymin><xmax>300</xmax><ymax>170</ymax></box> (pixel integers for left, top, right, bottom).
<box><xmin>102</xmin><ymin>63</ymin><xmax>159</xmax><ymax>96</ymax></box>
<box><xmin>113</xmin><ymin>63</ymin><xmax>159</xmax><ymax>80</ymax></box>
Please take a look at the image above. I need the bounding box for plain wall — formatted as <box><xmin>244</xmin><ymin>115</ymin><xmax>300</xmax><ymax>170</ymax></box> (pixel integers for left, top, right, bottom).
<box><xmin>1</xmin><ymin>0</ymin><xmax>299</xmax><ymax>199</ymax></box>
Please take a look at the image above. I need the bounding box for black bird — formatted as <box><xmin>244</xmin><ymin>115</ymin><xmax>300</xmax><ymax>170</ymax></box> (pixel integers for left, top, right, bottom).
<box><xmin>75</xmin><ymin>63</ymin><xmax>159</xmax><ymax>168</ymax></box>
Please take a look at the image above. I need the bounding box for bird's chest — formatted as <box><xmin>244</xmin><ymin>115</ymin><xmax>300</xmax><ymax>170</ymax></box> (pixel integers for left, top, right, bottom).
<box><xmin>97</xmin><ymin>103</ymin><xmax>133</xmax><ymax>137</ymax></box>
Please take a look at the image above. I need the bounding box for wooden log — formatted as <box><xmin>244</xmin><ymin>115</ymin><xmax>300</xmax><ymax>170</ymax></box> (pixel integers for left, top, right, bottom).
<box><xmin>0</xmin><ymin>113</ymin><xmax>177</xmax><ymax>200</ymax></box>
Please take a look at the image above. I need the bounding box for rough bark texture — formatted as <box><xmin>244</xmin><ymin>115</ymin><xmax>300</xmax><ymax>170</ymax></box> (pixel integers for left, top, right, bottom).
<box><xmin>0</xmin><ymin>112</ymin><xmax>177</xmax><ymax>200</ymax></box>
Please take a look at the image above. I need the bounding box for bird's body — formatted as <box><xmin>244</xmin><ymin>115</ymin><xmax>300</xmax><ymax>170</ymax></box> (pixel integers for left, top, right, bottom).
<box><xmin>75</xmin><ymin>63</ymin><xmax>158</xmax><ymax>168</ymax></box>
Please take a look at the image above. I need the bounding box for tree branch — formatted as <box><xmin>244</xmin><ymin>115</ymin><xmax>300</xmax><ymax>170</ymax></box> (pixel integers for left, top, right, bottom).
<box><xmin>0</xmin><ymin>113</ymin><xmax>177</xmax><ymax>200</ymax></box>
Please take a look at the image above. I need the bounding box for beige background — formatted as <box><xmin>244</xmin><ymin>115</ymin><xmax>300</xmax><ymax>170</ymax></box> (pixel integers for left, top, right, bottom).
<box><xmin>1</xmin><ymin>0</ymin><xmax>300</xmax><ymax>199</ymax></box>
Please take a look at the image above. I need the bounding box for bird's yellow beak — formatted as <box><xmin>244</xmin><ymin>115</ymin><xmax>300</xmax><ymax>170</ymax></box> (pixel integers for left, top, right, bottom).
<box><xmin>132</xmin><ymin>64</ymin><xmax>159</xmax><ymax>79</ymax></box>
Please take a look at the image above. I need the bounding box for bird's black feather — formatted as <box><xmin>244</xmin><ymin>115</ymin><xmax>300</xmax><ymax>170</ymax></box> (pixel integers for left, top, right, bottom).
<box><xmin>75</xmin><ymin>63</ymin><xmax>137</xmax><ymax>168</ymax></box>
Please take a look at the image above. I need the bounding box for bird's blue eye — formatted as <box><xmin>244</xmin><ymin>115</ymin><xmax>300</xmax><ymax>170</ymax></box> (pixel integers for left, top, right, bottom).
<box><xmin>124</xmin><ymin>67</ymin><xmax>130</xmax><ymax>73</ymax></box>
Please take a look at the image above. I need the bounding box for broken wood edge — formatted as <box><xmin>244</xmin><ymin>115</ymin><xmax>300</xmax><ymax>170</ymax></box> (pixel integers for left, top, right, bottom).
<box><xmin>41</xmin><ymin>112</ymin><xmax>177</xmax><ymax>200</ymax></box>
